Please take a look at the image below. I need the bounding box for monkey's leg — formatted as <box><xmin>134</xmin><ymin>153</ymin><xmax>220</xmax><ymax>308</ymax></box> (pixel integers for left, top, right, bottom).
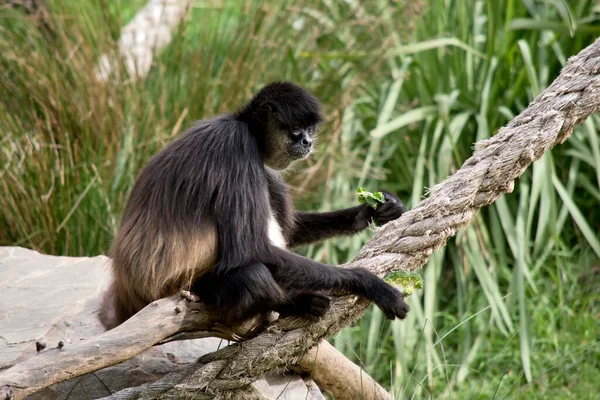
<box><xmin>265</xmin><ymin>247</ymin><xmax>409</xmax><ymax>320</ymax></box>
<box><xmin>192</xmin><ymin>263</ymin><xmax>329</xmax><ymax>323</ymax></box>
<box><xmin>192</xmin><ymin>263</ymin><xmax>283</xmax><ymax>324</ymax></box>
<box><xmin>276</xmin><ymin>291</ymin><xmax>331</xmax><ymax>321</ymax></box>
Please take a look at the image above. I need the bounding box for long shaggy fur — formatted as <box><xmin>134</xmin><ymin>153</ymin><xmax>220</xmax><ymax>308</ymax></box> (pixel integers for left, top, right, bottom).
<box><xmin>100</xmin><ymin>82</ymin><xmax>409</xmax><ymax>329</ymax></box>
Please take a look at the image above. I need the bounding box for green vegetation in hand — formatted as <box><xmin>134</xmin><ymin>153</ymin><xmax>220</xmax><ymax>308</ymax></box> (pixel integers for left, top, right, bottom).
<box><xmin>384</xmin><ymin>271</ymin><xmax>424</xmax><ymax>296</ymax></box>
<box><xmin>357</xmin><ymin>187</ymin><xmax>385</xmax><ymax>210</ymax></box>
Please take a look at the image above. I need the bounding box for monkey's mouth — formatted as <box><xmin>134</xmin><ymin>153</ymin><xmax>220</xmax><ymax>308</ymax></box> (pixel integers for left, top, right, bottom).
<box><xmin>290</xmin><ymin>145</ymin><xmax>312</xmax><ymax>160</ymax></box>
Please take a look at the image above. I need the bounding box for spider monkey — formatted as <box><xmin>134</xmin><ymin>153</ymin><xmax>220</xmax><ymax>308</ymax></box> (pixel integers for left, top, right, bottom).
<box><xmin>99</xmin><ymin>82</ymin><xmax>409</xmax><ymax>329</ymax></box>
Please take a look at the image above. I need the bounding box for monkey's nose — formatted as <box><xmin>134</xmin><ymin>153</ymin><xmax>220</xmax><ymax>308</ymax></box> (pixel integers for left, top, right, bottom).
<box><xmin>301</xmin><ymin>137</ymin><xmax>313</xmax><ymax>147</ymax></box>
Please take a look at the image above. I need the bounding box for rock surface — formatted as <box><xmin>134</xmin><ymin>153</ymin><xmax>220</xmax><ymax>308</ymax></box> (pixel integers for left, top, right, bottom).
<box><xmin>0</xmin><ymin>246</ymin><xmax>323</xmax><ymax>399</ymax></box>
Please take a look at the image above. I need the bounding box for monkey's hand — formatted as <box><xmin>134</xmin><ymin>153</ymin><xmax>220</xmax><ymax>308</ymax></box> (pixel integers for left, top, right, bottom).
<box><xmin>353</xmin><ymin>203</ymin><xmax>376</xmax><ymax>230</ymax></box>
<box><xmin>374</xmin><ymin>190</ymin><xmax>406</xmax><ymax>226</ymax></box>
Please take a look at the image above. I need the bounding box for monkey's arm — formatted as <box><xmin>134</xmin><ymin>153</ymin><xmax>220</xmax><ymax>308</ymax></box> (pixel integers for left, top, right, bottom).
<box><xmin>289</xmin><ymin>191</ymin><xmax>406</xmax><ymax>247</ymax></box>
<box><xmin>288</xmin><ymin>205</ymin><xmax>373</xmax><ymax>247</ymax></box>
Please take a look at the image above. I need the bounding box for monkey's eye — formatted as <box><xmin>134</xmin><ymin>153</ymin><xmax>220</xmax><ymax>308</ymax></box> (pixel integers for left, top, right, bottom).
<box><xmin>290</xmin><ymin>126</ymin><xmax>302</xmax><ymax>137</ymax></box>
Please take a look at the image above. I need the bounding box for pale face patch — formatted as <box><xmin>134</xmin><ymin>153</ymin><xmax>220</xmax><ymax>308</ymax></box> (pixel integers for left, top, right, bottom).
<box><xmin>267</xmin><ymin>213</ymin><xmax>287</xmax><ymax>249</ymax></box>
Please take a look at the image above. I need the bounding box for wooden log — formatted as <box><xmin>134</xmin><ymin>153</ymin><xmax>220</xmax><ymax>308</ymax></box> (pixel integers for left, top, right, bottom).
<box><xmin>0</xmin><ymin>292</ymin><xmax>267</xmax><ymax>400</ymax></box>
<box><xmin>296</xmin><ymin>340</ymin><xmax>391</xmax><ymax>400</ymax></box>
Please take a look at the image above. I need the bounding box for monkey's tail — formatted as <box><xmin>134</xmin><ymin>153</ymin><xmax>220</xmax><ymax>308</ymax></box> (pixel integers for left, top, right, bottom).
<box><xmin>98</xmin><ymin>281</ymin><xmax>121</xmax><ymax>330</ymax></box>
<box><xmin>98</xmin><ymin>280</ymin><xmax>144</xmax><ymax>330</ymax></box>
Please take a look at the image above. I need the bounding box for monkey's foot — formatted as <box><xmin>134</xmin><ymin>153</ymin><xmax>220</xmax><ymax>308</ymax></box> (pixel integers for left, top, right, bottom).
<box><xmin>377</xmin><ymin>291</ymin><xmax>410</xmax><ymax>320</ymax></box>
<box><xmin>279</xmin><ymin>291</ymin><xmax>331</xmax><ymax>322</ymax></box>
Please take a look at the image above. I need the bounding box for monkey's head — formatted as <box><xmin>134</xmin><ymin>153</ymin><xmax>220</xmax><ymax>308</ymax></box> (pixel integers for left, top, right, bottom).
<box><xmin>237</xmin><ymin>82</ymin><xmax>323</xmax><ymax>170</ymax></box>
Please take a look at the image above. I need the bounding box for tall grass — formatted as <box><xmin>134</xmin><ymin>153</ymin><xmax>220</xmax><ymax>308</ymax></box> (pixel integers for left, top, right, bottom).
<box><xmin>1</xmin><ymin>0</ymin><xmax>599</xmax><ymax>398</ymax></box>
<box><xmin>0</xmin><ymin>0</ymin><xmax>323</xmax><ymax>253</ymax></box>
<box><xmin>316</xmin><ymin>1</ymin><xmax>600</xmax><ymax>398</ymax></box>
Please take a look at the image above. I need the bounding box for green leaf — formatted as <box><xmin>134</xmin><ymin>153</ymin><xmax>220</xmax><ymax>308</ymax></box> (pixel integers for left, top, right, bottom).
<box><xmin>357</xmin><ymin>187</ymin><xmax>385</xmax><ymax>209</ymax></box>
<box><xmin>384</xmin><ymin>272</ymin><xmax>424</xmax><ymax>296</ymax></box>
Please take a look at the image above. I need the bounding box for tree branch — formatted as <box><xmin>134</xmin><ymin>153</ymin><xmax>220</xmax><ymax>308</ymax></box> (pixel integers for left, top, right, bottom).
<box><xmin>95</xmin><ymin>0</ymin><xmax>191</xmax><ymax>82</ymax></box>
<box><xmin>295</xmin><ymin>340</ymin><xmax>391</xmax><ymax>400</ymax></box>
<box><xmin>0</xmin><ymin>292</ymin><xmax>268</xmax><ymax>400</ymax></box>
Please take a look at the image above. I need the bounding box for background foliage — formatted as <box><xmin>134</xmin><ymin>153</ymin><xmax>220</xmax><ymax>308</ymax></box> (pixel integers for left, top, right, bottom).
<box><xmin>1</xmin><ymin>0</ymin><xmax>599</xmax><ymax>398</ymax></box>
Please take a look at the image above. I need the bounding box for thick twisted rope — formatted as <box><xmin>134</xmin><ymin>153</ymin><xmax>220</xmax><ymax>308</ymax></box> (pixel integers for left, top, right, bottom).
<box><xmin>351</xmin><ymin>38</ymin><xmax>600</xmax><ymax>274</ymax></box>
<box><xmin>104</xmin><ymin>37</ymin><xmax>600</xmax><ymax>399</ymax></box>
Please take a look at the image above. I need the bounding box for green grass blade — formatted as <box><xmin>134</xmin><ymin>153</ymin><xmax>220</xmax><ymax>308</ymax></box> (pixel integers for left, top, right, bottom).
<box><xmin>552</xmin><ymin>175</ymin><xmax>600</xmax><ymax>258</ymax></box>
<box><xmin>371</xmin><ymin>106</ymin><xmax>438</xmax><ymax>138</ymax></box>
<box><xmin>515</xmin><ymin>180</ymin><xmax>532</xmax><ymax>382</ymax></box>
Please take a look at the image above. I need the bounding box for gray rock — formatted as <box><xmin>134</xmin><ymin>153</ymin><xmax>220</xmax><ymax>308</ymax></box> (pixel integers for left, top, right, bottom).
<box><xmin>0</xmin><ymin>246</ymin><xmax>323</xmax><ymax>399</ymax></box>
<box><xmin>0</xmin><ymin>246</ymin><xmax>110</xmax><ymax>368</ymax></box>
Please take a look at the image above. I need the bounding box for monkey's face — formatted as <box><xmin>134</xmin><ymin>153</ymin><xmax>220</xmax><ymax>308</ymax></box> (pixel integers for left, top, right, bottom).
<box><xmin>264</xmin><ymin>118</ymin><xmax>317</xmax><ymax>170</ymax></box>
<box><xmin>288</xmin><ymin>125</ymin><xmax>316</xmax><ymax>160</ymax></box>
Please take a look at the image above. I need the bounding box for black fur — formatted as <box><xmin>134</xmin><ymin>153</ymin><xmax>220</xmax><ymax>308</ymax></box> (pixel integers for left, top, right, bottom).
<box><xmin>374</xmin><ymin>190</ymin><xmax>406</xmax><ymax>226</ymax></box>
<box><xmin>117</xmin><ymin>81</ymin><xmax>409</xmax><ymax>326</ymax></box>
<box><xmin>288</xmin><ymin>192</ymin><xmax>405</xmax><ymax>247</ymax></box>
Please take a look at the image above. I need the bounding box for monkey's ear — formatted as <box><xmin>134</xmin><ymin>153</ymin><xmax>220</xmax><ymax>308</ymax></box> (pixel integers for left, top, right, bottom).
<box><xmin>255</xmin><ymin>102</ymin><xmax>277</xmax><ymax>124</ymax></box>
<box><xmin>263</xmin><ymin>102</ymin><xmax>279</xmax><ymax>116</ymax></box>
